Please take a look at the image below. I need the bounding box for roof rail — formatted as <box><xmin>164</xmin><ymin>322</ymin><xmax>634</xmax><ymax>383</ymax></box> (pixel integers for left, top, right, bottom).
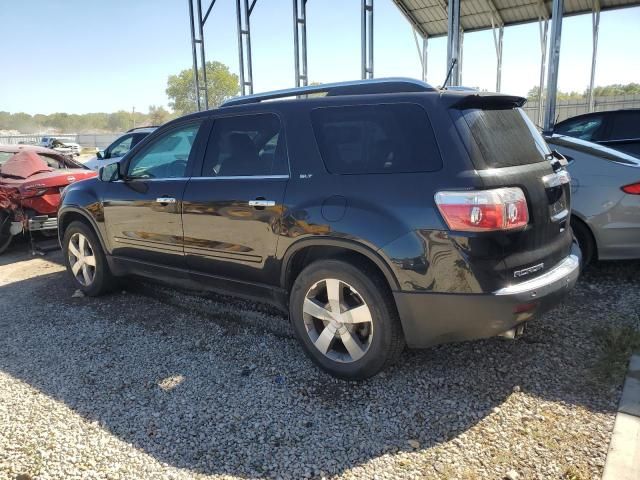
<box><xmin>221</xmin><ymin>77</ymin><xmax>435</xmax><ymax>107</ymax></box>
<box><xmin>126</xmin><ymin>125</ymin><xmax>160</xmax><ymax>133</ymax></box>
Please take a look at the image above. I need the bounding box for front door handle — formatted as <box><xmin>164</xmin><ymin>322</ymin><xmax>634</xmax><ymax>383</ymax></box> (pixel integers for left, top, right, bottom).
<box><xmin>248</xmin><ymin>199</ymin><xmax>275</xmax><ymax>207</ymax></box>
<box><xmin>156</xmin><ymin>197</ymin><xmax>177</xmax><ymax>204</ymax></box>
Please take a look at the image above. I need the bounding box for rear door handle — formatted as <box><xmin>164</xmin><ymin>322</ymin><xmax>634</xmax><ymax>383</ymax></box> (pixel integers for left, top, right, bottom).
<box><xmin>156</xmin><ymin>197</ymin><xmax>177</xmax><ymax>204</ymax></box>
<box><xmin>248</xmin><ymin>199</ymin><xmax>275</xmax><ymax>207</ymax></box>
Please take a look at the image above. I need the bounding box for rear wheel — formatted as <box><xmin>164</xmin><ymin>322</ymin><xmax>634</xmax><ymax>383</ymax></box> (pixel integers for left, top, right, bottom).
<box><xmin>289</xmin><ymin>259</ymin><xmax>405</xmax><ymax>380</ymax></box>
<box><xmin>571</xmin><ymin>217</ymin><xmax>596</xmax><ymax>267</ymax></box>
<box><xmin>62</xmin><ymin>221</ymin><xmax>115</xmax><ymax>296</ymax></box>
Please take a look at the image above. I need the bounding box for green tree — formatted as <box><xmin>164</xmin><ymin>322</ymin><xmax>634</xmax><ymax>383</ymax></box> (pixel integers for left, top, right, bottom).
<box><xmin>166</xmin><ymin>61</ymin><xmax>239</xmax><ymax>114</ymax></box>
<box><xmin>148</xmin><ymin>105</ymin><xmax>171</xmax><ymax>125</ymax></box>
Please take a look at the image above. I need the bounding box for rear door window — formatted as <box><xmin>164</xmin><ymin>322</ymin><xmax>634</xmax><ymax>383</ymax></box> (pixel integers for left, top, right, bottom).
<box><xmin>608</xmin><ymin>111</ymin><xmax>640</xmax><ymax>140</ymax></box>
<box><xmin>202</xmin><ymin>113</ymin><xmax>288</xmax><ymax>177</ymax></box>
<box><xmin>460</xmin><ymin>107</ymin><xmax>550</xmax><ymax>168</ymax></box>
<box><xmin>310</xmin><ymin>103</ymin><xmax>442</xmax><ymax>174</ymax></box>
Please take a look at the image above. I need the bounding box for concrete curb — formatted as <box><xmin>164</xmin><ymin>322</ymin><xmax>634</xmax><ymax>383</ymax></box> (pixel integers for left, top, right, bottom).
<box><xmin>602</xmin><ymin>354</ymin><xmax>640</xmax><ymax>480</ymax></box>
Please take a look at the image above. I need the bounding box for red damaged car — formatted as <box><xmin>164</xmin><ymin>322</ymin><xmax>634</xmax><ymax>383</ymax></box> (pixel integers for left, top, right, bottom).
<box><xmin>0</xmin><ymin>145</ymin><xmax>96</xmax><ymax>254</ymax></box>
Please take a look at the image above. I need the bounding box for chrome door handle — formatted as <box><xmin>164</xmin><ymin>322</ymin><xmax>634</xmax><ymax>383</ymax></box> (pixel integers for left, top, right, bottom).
<box><xmin>156</xmin><ymin>197</ymin><xmax>177</xmax><ymax>204</ymax></box>
<box><xmin>248</xmin><ymin>199</ymin><xmax>275</xmax><ymax>207</ymax></box>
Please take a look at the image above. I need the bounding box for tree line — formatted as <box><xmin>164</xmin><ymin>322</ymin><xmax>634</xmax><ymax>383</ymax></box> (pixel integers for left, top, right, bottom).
<box><xmin>527</xmin><ymin>83</ymin><xmax>640</xmax><ymax>100</ymax></box>
<box><xmin>1</xmin><ymin>61</ymin><xmax>239</xmax><ymax>134</ymax></box>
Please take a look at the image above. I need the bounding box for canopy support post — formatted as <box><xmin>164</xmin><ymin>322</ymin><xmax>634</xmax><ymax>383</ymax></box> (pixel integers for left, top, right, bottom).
<box><xmin>361</xmin><ymin>0</ymin><xmax>374</xmax><ymax>79</ymax></box>
<box><xmin>491</xmin><ymin>19</ymin><xmax>504</xmax><ymax>92</ymax></box>
<box><xmin>536</xmin><ymin>1</ymin><xmax>549</xmax><ymax>126</ymax></box>
<box><xmin>588</xmin><ymin>0</ymin><xmax>600</xmax><ymax>112</ymax></box>
<box><xmin>293</xmin><ymin>0</ymin><xmax>309</xmax><ymax>87</ymax></box>
<box><xmin>446</xmin><ymin>0</ymin><xmax>461</xmax><ymax>86</ymax></box>
<box><xmin>236</xmin><ymin>0</ymin><xmax>255</xmax><ymax>95</ymax></box>
<box><xmin>188</xmin><ymin>0</ymin><xmax>217</xmax><ymax>110</ymax></box>
<box><xmin>543</xmin><ymin>0</ymin><xmax>564</xmax><ymax>133</ymax></box>
<box><xmin>412</xmin><ymin>29</ymin><xmax>428</xmax><ymax>82</ymax></box>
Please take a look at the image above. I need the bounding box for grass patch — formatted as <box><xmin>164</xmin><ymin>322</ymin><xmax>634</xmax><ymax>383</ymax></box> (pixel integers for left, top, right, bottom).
<box><xmin>592</xmin><ymin>316</ymin><xmax>640</xmax><ymax>385</ymax></box>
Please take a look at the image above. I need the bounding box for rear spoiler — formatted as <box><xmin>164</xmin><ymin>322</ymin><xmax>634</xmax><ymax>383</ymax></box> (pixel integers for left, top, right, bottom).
<box><xmin>451</xmin><ymin>94</ymin><xmax>526</xmax><ymax>110</ymax></box>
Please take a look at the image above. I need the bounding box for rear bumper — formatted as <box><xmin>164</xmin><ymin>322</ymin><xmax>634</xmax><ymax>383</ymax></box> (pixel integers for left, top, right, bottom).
<box><xmin>28</xmin><ymin>216</ymin><xmax>58</xmax><ymax>232</ymax></box>
<box><xmin>394</xmin><ymin>246</ymin><xmax>581</xmax><ymax>348</ymax></box>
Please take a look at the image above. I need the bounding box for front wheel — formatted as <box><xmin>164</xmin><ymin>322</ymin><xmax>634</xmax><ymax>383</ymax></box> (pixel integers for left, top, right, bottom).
<box><xmin>62</xmin><ymin>221</ymin><xmax>115</xmax><ymax>296</ymax></box>
<box><xmin>289</xmin><ymin>259</ymin><xmax>405</xmax><ymax>380</ymax></box>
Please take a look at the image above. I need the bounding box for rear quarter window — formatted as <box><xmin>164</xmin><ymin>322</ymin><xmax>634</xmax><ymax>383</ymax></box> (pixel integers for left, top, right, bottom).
<box><xmin>459</xmin><ymin>107</ymin><xmax>550</xmax><ymax>169</ymax></box>
<box><xmin>310</xmin><ymin>103</ymin><xmax>442</xmax><ymax>174</ymax></box>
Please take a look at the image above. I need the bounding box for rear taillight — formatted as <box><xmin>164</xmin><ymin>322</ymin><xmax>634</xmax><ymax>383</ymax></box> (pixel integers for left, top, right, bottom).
<box><xmin>435</xmin><ymin>187</ymin><xmax>529</xmax><ymax>232</ymax></box>
<box><xmin>622</xmin><ymin>182</ymin><xmax>640</xmax><ymax>195</ymax></box>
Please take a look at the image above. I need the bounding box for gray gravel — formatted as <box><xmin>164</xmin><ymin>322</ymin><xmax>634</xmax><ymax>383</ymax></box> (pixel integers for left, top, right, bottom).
<box><xmin>0</xmin><ymin>242</ymin><xmax>637</xmax><ymax>480</ymax></box>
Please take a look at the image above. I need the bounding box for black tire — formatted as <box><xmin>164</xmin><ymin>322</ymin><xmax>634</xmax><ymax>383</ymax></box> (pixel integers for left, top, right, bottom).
<box><xmin>62</xmin><ymin>220</ymin><xmax>116</xmax><ymax>296</ymax></box>
<box><xmin>289</xmin><ymin>259</ymin><xmax>405</xmax><ymax>380</ymax></box>
<box><xmin>571</xmin><ymin>217</ymin><xmax>596</xmax><ymax>268</ymax></box>
<box><xmin>0</xmin><ymin>211</ymin><xmax>13</xmax><ymax>255</ymax></box>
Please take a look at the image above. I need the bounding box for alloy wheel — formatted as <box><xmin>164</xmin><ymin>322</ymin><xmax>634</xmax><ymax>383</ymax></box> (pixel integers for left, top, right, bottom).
<box><xmin>68</xmin><ymin>232</ymin><xmax>96</xmax><ymax>286</ymax></box>
<box><xmin>303</xmin><ymin>278</ymin><xmax>374</xmax><ymax>363</ymax></box>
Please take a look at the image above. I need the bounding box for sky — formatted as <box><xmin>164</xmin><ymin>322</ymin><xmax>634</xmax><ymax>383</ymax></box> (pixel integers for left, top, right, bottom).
<box><xmin>0</xmin><ymin>0</ymin><xmax>639</xmax><ymax>115</ymax></box>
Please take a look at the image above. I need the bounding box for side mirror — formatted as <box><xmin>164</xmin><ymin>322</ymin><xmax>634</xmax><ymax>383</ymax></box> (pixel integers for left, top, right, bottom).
<box><xmin>99</xmin><ymin>162</ymin><xmax>122</xmax><ymax>182</ymax></box>
<box><xmin>96</xmin><ymin>150</ymin><xmax>104</xmax><ymax>160</ymax></box>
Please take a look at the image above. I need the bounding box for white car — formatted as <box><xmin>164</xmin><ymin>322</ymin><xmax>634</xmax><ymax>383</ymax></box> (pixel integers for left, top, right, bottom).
<box><xmin>40</xmin><ymin>136</ymin><xmax>82</xmax><ymax>156</ymax></box>
<box><xmin>83</xmin><ymin>127</ymin><xmax>157</xmax><ymax>171</ymax></box>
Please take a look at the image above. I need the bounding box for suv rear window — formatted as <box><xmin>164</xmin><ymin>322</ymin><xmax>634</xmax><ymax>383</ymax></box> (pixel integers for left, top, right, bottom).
<box><xmin>311</xmin><ymin>103</ymin><xmax>442</xmax><ymax>174</ymax></box>
<box><xmin>460</xmin><ymin>108</ymin><xmax>550</xmax><ymax>168</ymax></box>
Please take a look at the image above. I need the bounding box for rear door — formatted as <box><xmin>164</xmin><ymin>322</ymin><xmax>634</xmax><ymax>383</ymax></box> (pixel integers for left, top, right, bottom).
<box><xmin>452</xmin><ymin>103</ymin><xmax>573</xmax><ymax>286</ymax></box>
<box><xmin>181</xmin><ymin>112</ymin><xmax>289</xmax><ymax>286</ymax></box>
<box><xmin>102</xmin><ymin>120</ymin><xmax>204</xmax><ymax>267</ymax></box>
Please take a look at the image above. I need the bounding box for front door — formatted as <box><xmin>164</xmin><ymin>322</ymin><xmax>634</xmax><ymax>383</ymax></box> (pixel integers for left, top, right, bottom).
<box><xmin>182</xmin><ymin>112</ymin><xmax>289</xmax><ymax>285</ymax></box>
<box><xmin>103</xmin><ymin>121</ymin><xmax>204</xmax><ymax>267</ymax></box>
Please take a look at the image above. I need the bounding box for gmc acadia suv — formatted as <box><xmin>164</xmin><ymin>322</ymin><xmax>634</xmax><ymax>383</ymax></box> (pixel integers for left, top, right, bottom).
<box><xmin>58</xmin><ymin>78</ymin><xmax>580</xmax><ymax>380</ymax></box>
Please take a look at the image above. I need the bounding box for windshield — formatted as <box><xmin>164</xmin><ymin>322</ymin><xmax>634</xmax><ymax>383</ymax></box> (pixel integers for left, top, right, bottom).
<box><xmin>459</xmin><ymin>107</ymin><xmax>550</xmax><ymax>169</ymax></box>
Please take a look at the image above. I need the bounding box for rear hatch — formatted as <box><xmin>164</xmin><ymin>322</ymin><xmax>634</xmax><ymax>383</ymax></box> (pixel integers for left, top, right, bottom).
<box><xmin>449</xmin><ymin>95</ymin><xmax>573</xmax><ymax>289</ymax></box>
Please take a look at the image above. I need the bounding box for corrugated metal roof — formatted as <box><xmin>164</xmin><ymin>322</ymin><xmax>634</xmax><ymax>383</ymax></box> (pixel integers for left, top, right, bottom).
<box><xmin>393</xmin><ymin>0</ymin><xmax>640</xmax><ymax>37</ymax></box>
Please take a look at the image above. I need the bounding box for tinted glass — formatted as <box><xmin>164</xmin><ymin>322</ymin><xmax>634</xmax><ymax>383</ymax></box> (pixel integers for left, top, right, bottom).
<box><xmin>127</xmin><ymin>122</ymin><xmax>201</xmax><ymax>179</ymax></box>
<box><xmin>555</xmin><ymin>116</ymin><xmax>603</xmax><ymax>140</ymax></box>
<box><xmin>311</xmin><ymin>103</ymin><xmax>442</xmax><ymax>174</ymax></box>
<box><xmin>609</xmin><ymin>111</ymin><xmax>640</xmax><ymax>140</ymax></box>
<box><xmin>109</xmin><ymin>135</ymin><xmax>133</xmax><ymax>157</ymax></box>
<box><xmin>202</xmin><ymin>113</ymin><xmax>288</xmax><ymax>177</ymax></box>
<box><xmin>460</xmin><ymin>107</ymin><xmax>550</xmax><ymax>168</ymax></box>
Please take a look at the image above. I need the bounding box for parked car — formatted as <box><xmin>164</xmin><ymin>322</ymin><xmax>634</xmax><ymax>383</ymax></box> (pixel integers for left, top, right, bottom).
<box><xmin>40</xmin><ymin>136</ymin><xmax>82</xmax><ymax>156</ymax></box>
<box><xmin>545</xmin><ymin>134</ymin><xmax>640</xmax><ymax>265</ymax></box>
<box><xmin>553</xmin><ymin>109</ymin><xmax>640</xmax><ymax>159</ymax></box>
<box><xmin>58</xmin><ymin>78</ymin><xmax>580</xmax><ymax>380</ymax></box>
<box><xmin>83</xmin><ymin>127</ymin><xmax>157</xmax><ymax>171</ymax></box>
<box><xmin>0</xmin><ymin>146</ymin><xmax>95</xmax><ymax>254</ymax></box>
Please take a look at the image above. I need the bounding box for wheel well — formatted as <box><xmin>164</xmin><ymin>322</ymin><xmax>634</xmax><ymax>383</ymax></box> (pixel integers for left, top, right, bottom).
<box><xmin>284</xmin><ymin>245</ymin><xmax>396</xmax><ymax>294</ymax></box>
<box><xmin>59</xmin><ymin>211</ymin><xmax>93</xmax><ymax>236</ymax></box>
<box><xmin>571</xmin><ymin>215</ymin><xmax>598</xmax><ymax>260</ymax></box>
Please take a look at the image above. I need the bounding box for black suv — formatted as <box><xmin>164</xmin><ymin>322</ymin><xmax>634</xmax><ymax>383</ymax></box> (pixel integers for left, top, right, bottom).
<box><xmin>58</xmin><ymin>78</ymin><xmax>580</xmax><ymax>380</ymax></box>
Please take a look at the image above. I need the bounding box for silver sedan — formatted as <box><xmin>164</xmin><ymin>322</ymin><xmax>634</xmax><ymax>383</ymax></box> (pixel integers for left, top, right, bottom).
<box><xmin>546</xmin><ymin>134</ymin><xmax>640</xmax><ymax>265</ymax></box>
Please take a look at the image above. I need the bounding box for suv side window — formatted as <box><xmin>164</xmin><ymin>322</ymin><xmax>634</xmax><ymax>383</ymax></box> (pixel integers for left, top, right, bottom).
<box><xmin>202</xmin><ymin>113</ymin><xmax>288</xmax><ymax>177</ymax></box>
<box><xmin>608</xmin><ymin>111</ymin><xmax>640</xmax><ymax>140</ymax></box>
<box><xmin>108</xmin><ymin>134</ymin><xmax>134</xmax><ymax>158</ymax></box>
<box><xmin>127</xmin><ymin>122</ymin><xmax>201</xmax><ymax>179</ymax></box>
<box><xmin>555</xmin><ymin>116</ymin><xmax>603</xmax><ymax>140</ymax></box>
<box><xmin>310</xmin><ymin>103</ymin><xmax>442</xmax><ymax>174</ymax></box>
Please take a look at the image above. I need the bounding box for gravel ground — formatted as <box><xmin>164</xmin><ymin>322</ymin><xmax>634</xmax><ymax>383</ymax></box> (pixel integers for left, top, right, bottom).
<box><xmin>0</xmin><ymin>241</ymin><xmax>637</xmax><ymax>480</ymax></box>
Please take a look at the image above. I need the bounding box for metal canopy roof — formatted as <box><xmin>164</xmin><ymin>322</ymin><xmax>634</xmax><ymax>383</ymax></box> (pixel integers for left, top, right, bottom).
<box><xmin>393</xmin><ymin>0</ymin><xmax>640</xmax><ymax>37</ymax></box>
